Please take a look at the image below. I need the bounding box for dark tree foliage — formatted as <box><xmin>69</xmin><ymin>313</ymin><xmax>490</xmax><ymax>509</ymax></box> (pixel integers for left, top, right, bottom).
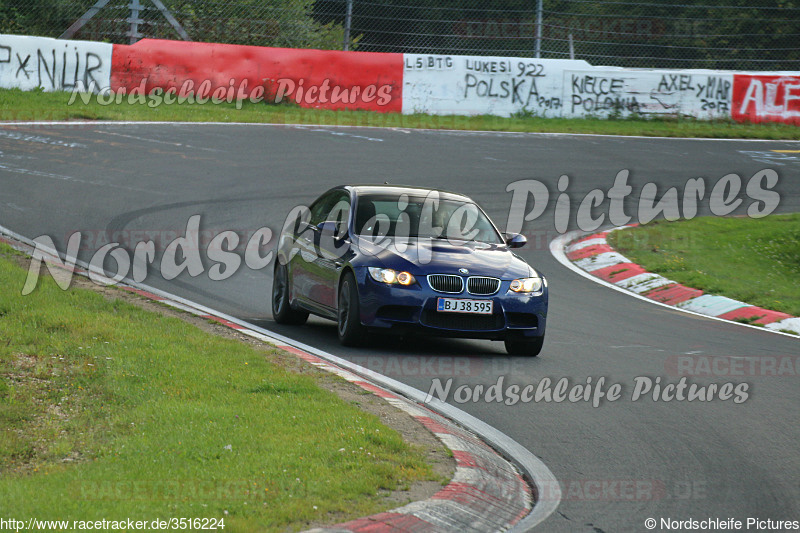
<box><xmin>1</xmin><ymin>0</ymin><xmax>354</xmax><ymax>50</ymax></box>
<box><xmin>2</xmin><ymin>0</ymin><xmax>798</xmax><ymax>69</ymax></box>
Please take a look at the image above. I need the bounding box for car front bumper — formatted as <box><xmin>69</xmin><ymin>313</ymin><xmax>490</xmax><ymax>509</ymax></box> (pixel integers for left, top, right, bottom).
<box><xmin>354</xmin><ymin>267</ymin><xmax>548</xmax><ymax>341</ymax></box>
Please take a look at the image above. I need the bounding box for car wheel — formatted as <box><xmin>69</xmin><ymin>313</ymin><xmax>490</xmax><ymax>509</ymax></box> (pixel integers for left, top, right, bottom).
<box><xmin>272</xmin><ymin>262</ymin><xmax>308</xmax><ymax>325</ymax></box>
<box><xmin>337</xmin><ymin>271</ymin><xmax>365</xmax><ymax>346</ymax></box>
<box><xmin>504</xmin><ymin>335</ymin><xmax>544</xmax><ymax>356</ymax></box>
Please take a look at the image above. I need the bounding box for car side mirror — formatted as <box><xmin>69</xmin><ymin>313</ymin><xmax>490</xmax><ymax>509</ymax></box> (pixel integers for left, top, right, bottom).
<box><xmin>504</xmin><ymin>232</ymin><xmax>527</xmax><ymax>249</ymax></box>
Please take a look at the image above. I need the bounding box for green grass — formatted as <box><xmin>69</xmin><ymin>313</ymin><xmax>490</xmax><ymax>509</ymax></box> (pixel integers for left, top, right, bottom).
<box><xmin>1</xmin><ymin>87</ymin><xmax>799</xmax><ymax>139</ymax></box>
<box><xmin>0</xmin><ymin>244</ymin><xmax>434</xmax><ymax>531</ymax></box>
<box><xmin>608</xmin><ymin>214</ymin><xmax>800</xmax><ymax>317</ymax></box>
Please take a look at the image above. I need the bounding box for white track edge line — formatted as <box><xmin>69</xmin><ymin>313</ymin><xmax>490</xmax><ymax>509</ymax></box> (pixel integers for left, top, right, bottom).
<box><xmin>550</xmin><ymin>229</ymin><xmax>799</xmax><ymax>339</ymax></box>
<box><xmin>1</xmin><ymin>120</ymin><xmax>800</xmax><ymax>143</ymax></box>
<box><xmin>0</xmin><ymin>222</ymin><xmax>561</xmax><ymax>532</ymax></box>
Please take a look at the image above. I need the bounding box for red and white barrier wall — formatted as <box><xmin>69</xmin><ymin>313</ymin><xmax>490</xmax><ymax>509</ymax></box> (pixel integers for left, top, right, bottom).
<box><xmin>402</xmin><ymin>54</ymin><xmax>799</xmax><ymax>124</ymax></box>
<box><xmin>732</xmin><ymin>75</ymin><xmax>800</xmax><ymax>125</ymax></box>
<box><xmin>1</xmin><ymin>34</ymin><xmax>798</xmax><ymax>124</ymax></box>
<box><xmin>111</xmin><ymin>39</ymin><xmax>403</xmax><ymax>113</ymax></box>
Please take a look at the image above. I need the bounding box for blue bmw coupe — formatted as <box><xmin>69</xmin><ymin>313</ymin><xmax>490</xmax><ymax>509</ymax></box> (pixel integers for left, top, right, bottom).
<box><xmin>272</xmin><ymin>185</ymin><xmax>548</xmax><ymax>356</ymax></box>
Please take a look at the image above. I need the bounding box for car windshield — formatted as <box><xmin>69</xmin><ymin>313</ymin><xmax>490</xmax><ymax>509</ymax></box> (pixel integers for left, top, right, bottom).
<box><xmin>354</xmin><ymin>194</ymin><xmax>503</xmax><ymax>244</ymax></box>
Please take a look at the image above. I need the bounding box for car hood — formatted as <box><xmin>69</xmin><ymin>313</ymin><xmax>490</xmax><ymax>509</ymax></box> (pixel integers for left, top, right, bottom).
<box><xmin>353</xmin><ymin>236</ymin><xmax>537</xmax><ymax>280</ymax></box>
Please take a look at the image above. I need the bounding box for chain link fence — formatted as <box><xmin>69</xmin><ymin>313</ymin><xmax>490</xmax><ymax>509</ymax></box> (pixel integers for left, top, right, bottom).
<box><xmin>2</xmin><ymin>0</ymin><xmax>799</xmax><ymax>70</ymax></box>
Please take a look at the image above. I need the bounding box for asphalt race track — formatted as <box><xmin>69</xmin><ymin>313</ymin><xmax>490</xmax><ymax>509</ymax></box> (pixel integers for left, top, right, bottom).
<box><xmin>2</xmin><ymin>122</ymin><xmax>799</xmax><ymax>532</ymax></box>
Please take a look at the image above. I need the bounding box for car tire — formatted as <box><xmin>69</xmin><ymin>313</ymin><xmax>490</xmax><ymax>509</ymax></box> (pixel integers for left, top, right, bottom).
<box><xmin>338</xmin><ymin>271</ymin><xmax>365</xmax><ymax>346</ymax></box>
<box><xmin>504</xmin><ymin>335</ymin><xmax>544</xmax><ymax>356</ymax></box>
<box><xmin>272</xmin><ymin>262</ymin><xmax>308</xmax><ymax>325</ymax></box>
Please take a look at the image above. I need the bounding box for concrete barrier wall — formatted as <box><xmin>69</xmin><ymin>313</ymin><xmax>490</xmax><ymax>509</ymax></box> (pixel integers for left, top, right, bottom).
<box><xmin>732</xmin><ymin>74</ymin><xmax>800</xmax><ymax>125</ymax></box>
<box><xmin>403</xmin><ymin>54</ymin><xmax>798</xmax><ymax>124</ymax></box>
<box><xmin>111</xmin><ymin>39</ymin><xmax>403</xmax><ymax>113</ymax></box>
<box><xmin>1</xmin><ymin>34</ymin><xmax>798</xmax><ymax>125</ymax></box>
<box><xmin>402</xmin><ymin>54</ymin><xmax>592</xmax><ymax>117</ymax></box>
<box><xmin>402</xmin><ymin>54</ymin><xmax>739</xmax><ymax>120</ymax></box>
<box><xmin>562</xmin><ymin>68</ymin><xmax>733</xmax><ymax>119</ymax></box>
<box><xmin>0</xmin><ymin>35</ymin><xmax>112</xmax><ymax>92</ymax></box>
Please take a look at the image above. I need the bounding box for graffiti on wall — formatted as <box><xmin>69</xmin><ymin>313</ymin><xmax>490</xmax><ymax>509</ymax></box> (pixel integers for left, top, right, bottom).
<box><xmin>402</xmin><ymin>54</ymin><xmax>592</xmax><ymax>117</ymax></box>
<box><xmin>0</xmin><ymin>35</ymin><xmax>112</xmax><ymax>92</ymax></box>
<box><xmin>565</xmin><ymin>70</ymin><xmax>732</xmax><ymax>118</ymax></box>
<box><xmin>732</xmin><ymin>75</ymin><xmax>800</xmax><ymax>125</ymax></box>
<box><xmin>401</xmin><ymin>54</ymin><xmax>737</xmax><ymax>120</ymax></box>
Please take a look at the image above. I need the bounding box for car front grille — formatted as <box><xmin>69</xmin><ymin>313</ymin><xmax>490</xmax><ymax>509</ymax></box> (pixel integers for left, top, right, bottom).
<box><xmin>427</xmin><ymin>274</ymin><xmax>464</xmax><ymax>294</ymax></box>
<box><xmin>467</xmin><ymin>276</ymin><xmax>500</xmax><ymax>295</ymax></box>
<box><xmin>421</xmin><ymin>310</ymin><xmax>505</xmax><ymax>331</ymax></box>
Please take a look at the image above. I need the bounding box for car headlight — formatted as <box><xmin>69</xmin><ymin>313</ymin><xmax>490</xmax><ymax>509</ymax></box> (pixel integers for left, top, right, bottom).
<box><xmin>368</xmin><ymin>267</ymin><xmax>416</xmax><ymax>286</ymax></box>
<box><xmin>509</xmin><ymin>277</ymin><xmax>543</xmax><ymax>293</ymax></box>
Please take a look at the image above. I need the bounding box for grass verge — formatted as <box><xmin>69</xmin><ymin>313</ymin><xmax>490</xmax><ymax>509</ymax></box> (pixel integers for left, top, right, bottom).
<box><xmin>607</xmin><ymin>214</ymin><xmax>800</xmax><ymax>318</ymax></box>
<box><xmin>1</xmin><ymin>88</ymin><xmax>799</xmax><ymax>139</ymax></box>
<box><xmin>0</xmin><ymin>242</ymin><xmax>437</xmax><ymax>531</ymax></box>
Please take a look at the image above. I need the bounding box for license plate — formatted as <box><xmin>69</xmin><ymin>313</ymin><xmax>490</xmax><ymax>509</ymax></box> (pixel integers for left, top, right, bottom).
<box><xmin>437</xmin><ymin>298</ymin><xmax>493</xmax><ymax>315</ymax></box>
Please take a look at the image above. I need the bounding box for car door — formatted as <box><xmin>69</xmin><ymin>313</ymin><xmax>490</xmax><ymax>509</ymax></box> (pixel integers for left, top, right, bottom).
<box><xmin>313</xmin><ymin>192</ymin><xmax>351</xmax><ymax>310</ymax></box>
<box><xmin>290</xmin><ymin>190</ymin><xmax>336</xmax><ymax>306</ymax></box>
<box><xmin>291</xmin><ymin>190</ymin><xmax>350</xmax><ymax>313</ymax></box>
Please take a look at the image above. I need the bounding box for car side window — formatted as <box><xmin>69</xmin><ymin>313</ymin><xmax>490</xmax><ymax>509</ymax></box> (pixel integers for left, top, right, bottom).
<box><xmin>309</xmin><ymin>191</ymin><xmax>351</xmax><ymax>235</ymax></box>
<box><xmin>309</xmin><ymin>192</ymin><xmax>336</xmax><ymax>226</ymax></box>
<box><xmin>328</xmin><ymin>194</ymin><xmax>350</xmax><ymax>237</ymax></box>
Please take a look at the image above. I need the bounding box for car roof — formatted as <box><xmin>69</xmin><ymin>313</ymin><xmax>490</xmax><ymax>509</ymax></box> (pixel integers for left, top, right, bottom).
<box><xmin>342</xmin><ymin>184</ymin><xmax>472</xmax><ymax>202</ymax></box>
